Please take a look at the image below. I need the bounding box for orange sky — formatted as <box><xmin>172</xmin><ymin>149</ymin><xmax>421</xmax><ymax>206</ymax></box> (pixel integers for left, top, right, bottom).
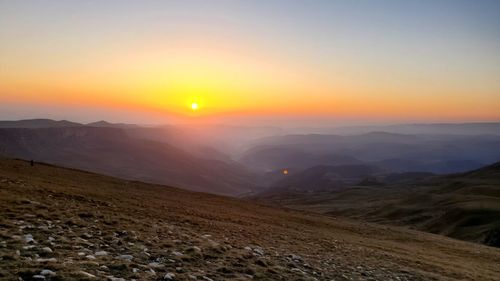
<box><xmin>1</xmin><ymin>1</ymin><xmax>500</xmax><ymax>124</ymax></box>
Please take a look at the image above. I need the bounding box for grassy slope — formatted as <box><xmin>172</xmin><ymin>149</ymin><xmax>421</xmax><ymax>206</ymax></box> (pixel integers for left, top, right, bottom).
<box><xmin>256</xmin><ymin>163</ymin><xmax>500</xmax><ymax>247</ymax></box>
<box><xmin>0</xmin><ymin>158</ymin><xmax>499</xmax><ymax>280</ymax></box>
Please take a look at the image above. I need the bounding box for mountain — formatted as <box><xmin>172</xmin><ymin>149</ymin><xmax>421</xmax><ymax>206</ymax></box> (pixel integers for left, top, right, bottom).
<box><xmin>0</xmin><ymin>119</ymin><xmax>82</xmax><ymax>128</ymax></box>
<box><xmin>86</xmin><ymin>120</ymin><xmax>139</xmax><ymax>128</ymax></box>
<box><xmin>1</xmin><ymin>157</ymin><xmax>499</xmax><ymax>280</ymax></box>
<box><xmin>241</xmin><ymin>132</ymin><xmax>500</xmax><ymax>174</ymax></box>
<box><xmin>0</xmin><ymin>127</ymin><xmax>254</xmax><ymax>196</ymax></box>
<box><xmin>260</xmin><ymin>164</ymin><xmax>387</xmax><ymax>194</ymax></box>
<box><xmin>255</xmin><ymin>162</ymin><xmax>500</xmax><ymax>247</ymax></box>
<box><xmin>332</xmin><ymin>122</ymin><xmax>500</xmax><ymax>135</ymax></box>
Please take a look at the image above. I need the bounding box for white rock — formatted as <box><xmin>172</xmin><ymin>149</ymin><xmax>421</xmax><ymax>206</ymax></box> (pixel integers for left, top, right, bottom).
<box><xmin>24</xmin><ymin>234</ymin><xmax>35</xmax><ymax>243</ymax></box>
<box><xmin>32</xmin><ymin>275</ymin><xmax>45</xmax><ymax>280</ymax></box>
<box><xmin>164</xmin><ymin>272</ymin><xmax>175</xmax><ymax>280</ymax></box>
<box><xmin>253</xmin><ymin>247</ymin><xmax>264</xmax><ymax>256</ymax></box>
<box><xmin>40</xmin><ymin>269</ymin><xmax>56</xmax><ymax>276</ymax></box>
<box><xmin>41</xmin><ymin>247</ymin><xmax>53</xmax><ymax>253</ymax></box>
<box><xmin>78</xmin><ymin>252</ymin><xmax>86</xmax><ymax>256</ymax></box>
<box><xmin>36</xmin><ymin>258</ymin><xmax>57</xmax><ymax>262</ymax></box>
<box><xmin>79</xmin><ymin>271</ymin><xmax>96</xmax><ymax>278</ymax></box>
<box><xmin>86</xmin><ymin>255</ymin><xmax>96</xmax><ymax>260</ymax></box>
<box><xmin>172</xmin><ymin>251</ymin><xmax>183</xmax><ymax>256</ymax></box>
<box><xmin>244</xmin><ymin>246</ymin><xmax>252</xmax><ymax>251</ymax></box>
<box><xmin>115</xmin><ymin>254</ymin><xmax>134</xmax><ymax>260</ymax></box>
<box><xmin>95</xmin><ymin>251</ymin><xmax>108</xmax><ymax>256</ymax></box>
<box><xmin>132</xmin><ymin>268</ymin><xmax>139</xmax><ymax>273</ymax></box>
<box><xmin>47</xmin><ymin>237</ymin><xmax>55</xmax><ymax>242</ymax></box>
<box><xmin>202</xmin><ymin>277</ymin><xmax>214</xmax><ymax>281</ymax></box>
<box><xmin>23</xmin><ymin>245</ymin><xmax>36</xmax><ymax>250</ymax></box>
<box><xmin>148</xmin><ymin>262</ymin><xmax>165</xmax><ymax>269</ymax></box>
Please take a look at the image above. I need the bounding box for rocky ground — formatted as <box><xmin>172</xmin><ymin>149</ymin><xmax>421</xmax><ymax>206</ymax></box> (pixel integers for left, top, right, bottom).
<box><xmin>1</xmin><ymin>158</ymin><xmax>500</xmax><ymax>280</ymax></box>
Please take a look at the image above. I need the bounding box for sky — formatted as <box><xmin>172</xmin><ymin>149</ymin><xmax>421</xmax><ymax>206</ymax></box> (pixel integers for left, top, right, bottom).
<box><xmin>1</xmin><ymin>0</ymin><xmax>500</xmax><ymax>125</ymax></box>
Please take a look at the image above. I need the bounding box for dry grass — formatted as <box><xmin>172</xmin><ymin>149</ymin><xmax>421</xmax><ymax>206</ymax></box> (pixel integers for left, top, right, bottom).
<box><xmin>1</xmin><ymin>158</ymin><xmax>499</xmax><ymax>280</ymax></box>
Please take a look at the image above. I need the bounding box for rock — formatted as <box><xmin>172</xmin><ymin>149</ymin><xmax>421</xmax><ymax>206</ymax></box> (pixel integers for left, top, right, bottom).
<box><xmin>244</xmin><ymin>246</ymin><xmax>252</xmax><ymax>251</ymax></box>
<box><xmin>107</xmin><ymin>277</ymin><xmax>125</xmax><ymax>281</ymax></box>
<box><xmin>40</xmin><ymin>269</ymin><xmax>56</xmax><ymax>276</ymax></box>
<box><xmin>47</xmin><ymin>237</ymin><xmax>55</xmax><ymax>242</ymax></box>
<box><xmin>24</xmin><ymin>234</ymin><xmax>35</xmax><ymax>243</ymax></box>
<box><xmin>41</xmin><ymin>247</ymin><xmax>53</xmax><ymax>253</ymax></box>
<box><xmin>132</xmin><ymin>268</ymin><xmax>139</xmax><ymax>273</ymax></box>
<box><xmin>172</xmin><ymin>251</ymin><xmax>183</xmax><ymax>256</ymax></box>
<box><xmin>95</xmin><ymin>251</ymin><xmax>108</xmax><ymax>256</ymax></box>
<box><xmin>36</xmin><ymin>258</ymin><xmax>57</xmax><ymax>263</ymax></box>
<box><xmin>115</xmin><ymin>254</ymin><xmax>134</xmax><ymax>260</ymax></box>
<box><xmin>86</xmin><ymin>255</ymin><xmax>96</xmax><ymax>260</ymax></box>
<box><xmin>79</xmin><ymin>271</ymin><xmax>96</xmax><ymax>278</ymax></box>
<box><xmin>164</xmin><ymin>272</ymin><xmax>175</xmax><ymax>280</ymax></box>
<box><xmin>148</xmin><ymin>262</ymin><xmax>165</xmax><ymax>269</ymax></box>
<box><xmin>202</xmin><ymin>277</ymin><xmax>214</xmax><ymax>281</ymax></box>
<box><xmin>33</xmin><ymin>275</ymin><xmax>45</xmax><ymax>280</ymax></box>
<box><xmin>22</xmin><ymin>245</ymin><xmax>36</xmax><ymax>250</ymax></box>
<box><xmin>253</xmin><ymin>246</ymin><xmax>264</xmax><ymax>256</ymax></box>
<box><xmin>78</xmin><ymin>252</ymin><xmax>86</xmax><ymax>256</ymax></box>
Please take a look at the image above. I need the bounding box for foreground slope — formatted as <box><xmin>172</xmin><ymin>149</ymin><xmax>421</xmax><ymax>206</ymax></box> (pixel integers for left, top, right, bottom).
<box><xmin>1</xmin><ymin>159</ymin><xmax>500</xmax><ymax>280</ymax></box>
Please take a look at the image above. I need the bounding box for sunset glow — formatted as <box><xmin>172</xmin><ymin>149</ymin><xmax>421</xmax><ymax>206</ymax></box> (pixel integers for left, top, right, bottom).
<box><xmin>1</xmin><ymin>0</ymin><xmax>499</xmax><ymax>124</ymax></box>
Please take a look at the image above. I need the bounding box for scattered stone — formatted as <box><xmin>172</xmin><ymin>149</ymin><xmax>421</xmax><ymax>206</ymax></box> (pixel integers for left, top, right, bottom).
<box><xmin>86</xmin><ymin>254</ymin><xmax>96</xmax><ymax>260</ymax></box>
<box><xmin>24</xmin><ymin>234</ymin><xmax>35</xmax><ymax>243</ymax></box>
<box><xmin>172</xmin><ymin>251</ymin><xmax>183</xmax><ymax>256</ymax></box>
<box><xmin>36</xmin><ymin>258</ymin><xmax>57</xmax><ymax>263</ymax></box>
<box><xmin>41</xmin><ymin>247</ymin><xmax>53</xmax><ymax>253</ymax></box>
<box><xmin>253</xmin><ymin>246</ymin><xmax>264</xmax><ymax>256</ymax></box>
<box><xmin>115</xmin><ymin>254</ymin><xmax>134</xmax><ymax>260</ymax></box>
<box><xmin>79</xmin><ymin>271</ymin><xmax>96</xmax><ymax>278</ymax></box>
<box><xmin>95</xmin><ymin>251</ymin><xmax>108</xmax><ymax>256</ymax></box>
<box><xmin>40</xmin><ymin>269</ymin><xmax>56</xmax><ymax>276</ymax></box>
<box><xmin>164</xmin><ymin>272</ymin><xmax>175</xmax><ymax>280</ymax></box>
<box><xmin>148</xmin><ymin>262</ymin><xmax>165</xmax><ymax>269</ymax></box>
<box><xmin>32</xmin><ymin>275</ymin><xmax>45</xmax><ymax>280</ymax></box>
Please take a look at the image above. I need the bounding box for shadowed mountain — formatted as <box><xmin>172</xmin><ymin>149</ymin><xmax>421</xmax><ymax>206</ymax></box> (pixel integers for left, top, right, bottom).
<box><xmin>241</xmin><ymin>132</ymin><xmax>500</xmax><ymax>174</ymax></box>
<box><xmin>254</xmin><ymin>162</ymin><xmax>500</xmax><ymax>247</ymax></box>
<box><xmin>0</xmin><ymin>127</ymin><xmax>254</xmax><ymax>196</ymax></box>
<box><xmin>0</xmin><ymin>119</ymin><xmax>82</xmax><ymax>128</ymax></box>
<box><xmin>333</xmin><ymin>123</ymin><xmax>500</xmax><ymax>136</ymax></box>
<box><xmin>260</xmin><ymin>164</ymin><xmax>387</xmax><ymax>194</ymax></box>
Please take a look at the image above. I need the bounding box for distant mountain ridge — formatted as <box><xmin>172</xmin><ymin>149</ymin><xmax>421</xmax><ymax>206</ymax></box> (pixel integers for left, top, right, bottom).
<box><xmin>0</xmin><ymin>126</ymin><xmax>255</xmax><ymax>196</ymax></box>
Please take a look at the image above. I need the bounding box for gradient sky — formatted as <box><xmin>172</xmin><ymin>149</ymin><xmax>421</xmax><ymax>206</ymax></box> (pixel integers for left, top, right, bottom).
<box><xmin>1</xmin><ymin>0</ymin><xmax>499</xmax><ymax>124</ymax></box>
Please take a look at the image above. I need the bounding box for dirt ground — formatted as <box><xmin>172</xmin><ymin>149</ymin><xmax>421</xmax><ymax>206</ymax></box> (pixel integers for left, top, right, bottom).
<box><xmin>1</xmin><ymin>158</ymin><xmax>500</xmax><ymax>280</ymax></box>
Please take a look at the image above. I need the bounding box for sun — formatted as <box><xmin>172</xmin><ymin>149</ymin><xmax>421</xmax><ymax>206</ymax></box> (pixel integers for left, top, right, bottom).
<box><xmin>191</xmin><ymin>102</ymin><xmax>199</xmax><ymax>111</ymax></box>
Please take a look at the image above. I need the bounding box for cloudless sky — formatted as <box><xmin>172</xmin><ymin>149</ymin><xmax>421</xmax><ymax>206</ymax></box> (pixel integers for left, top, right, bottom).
<box><xmin>1</xmin><ymin>0</ymin><xmax>499</xmax><ymax>124</ymax></box>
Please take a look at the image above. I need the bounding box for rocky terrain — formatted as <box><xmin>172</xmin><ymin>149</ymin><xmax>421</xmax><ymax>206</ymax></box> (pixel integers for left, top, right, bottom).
<box><xmin>1</xmin><ymin>158</ymin><xmax>500</xmax><ymax>280</ymax></box>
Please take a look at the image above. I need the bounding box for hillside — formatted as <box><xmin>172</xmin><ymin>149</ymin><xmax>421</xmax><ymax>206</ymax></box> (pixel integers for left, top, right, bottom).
<box><xmin>1</xmin><ymin>158</ymin><xmax>500</xmax><ymax>280</ymax></box>
<box><xmin>255</xmin><ymin>162</ymin><xmax>500</xmax><ymax>248</ymax></box>
<box><xmin>0</xmin><ymin>127</ymin><xmax>254</xmax><ymax>196</ymax></box>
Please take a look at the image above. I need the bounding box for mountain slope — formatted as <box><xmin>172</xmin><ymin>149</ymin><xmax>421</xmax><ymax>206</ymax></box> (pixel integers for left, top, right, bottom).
<box><xmin>0</xmin><ymin>127</ymin><xmax>254</xmax><ymax>196</ymax></box>
<box><xmin>1</xmin><ymin>158</ymin><xmax>500</xmax><ymax>280</ymax></box>
<box><xmin>255</xmin><ymin>162</ymin><xmax>500</xmax><ymax>247</ymax></box>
